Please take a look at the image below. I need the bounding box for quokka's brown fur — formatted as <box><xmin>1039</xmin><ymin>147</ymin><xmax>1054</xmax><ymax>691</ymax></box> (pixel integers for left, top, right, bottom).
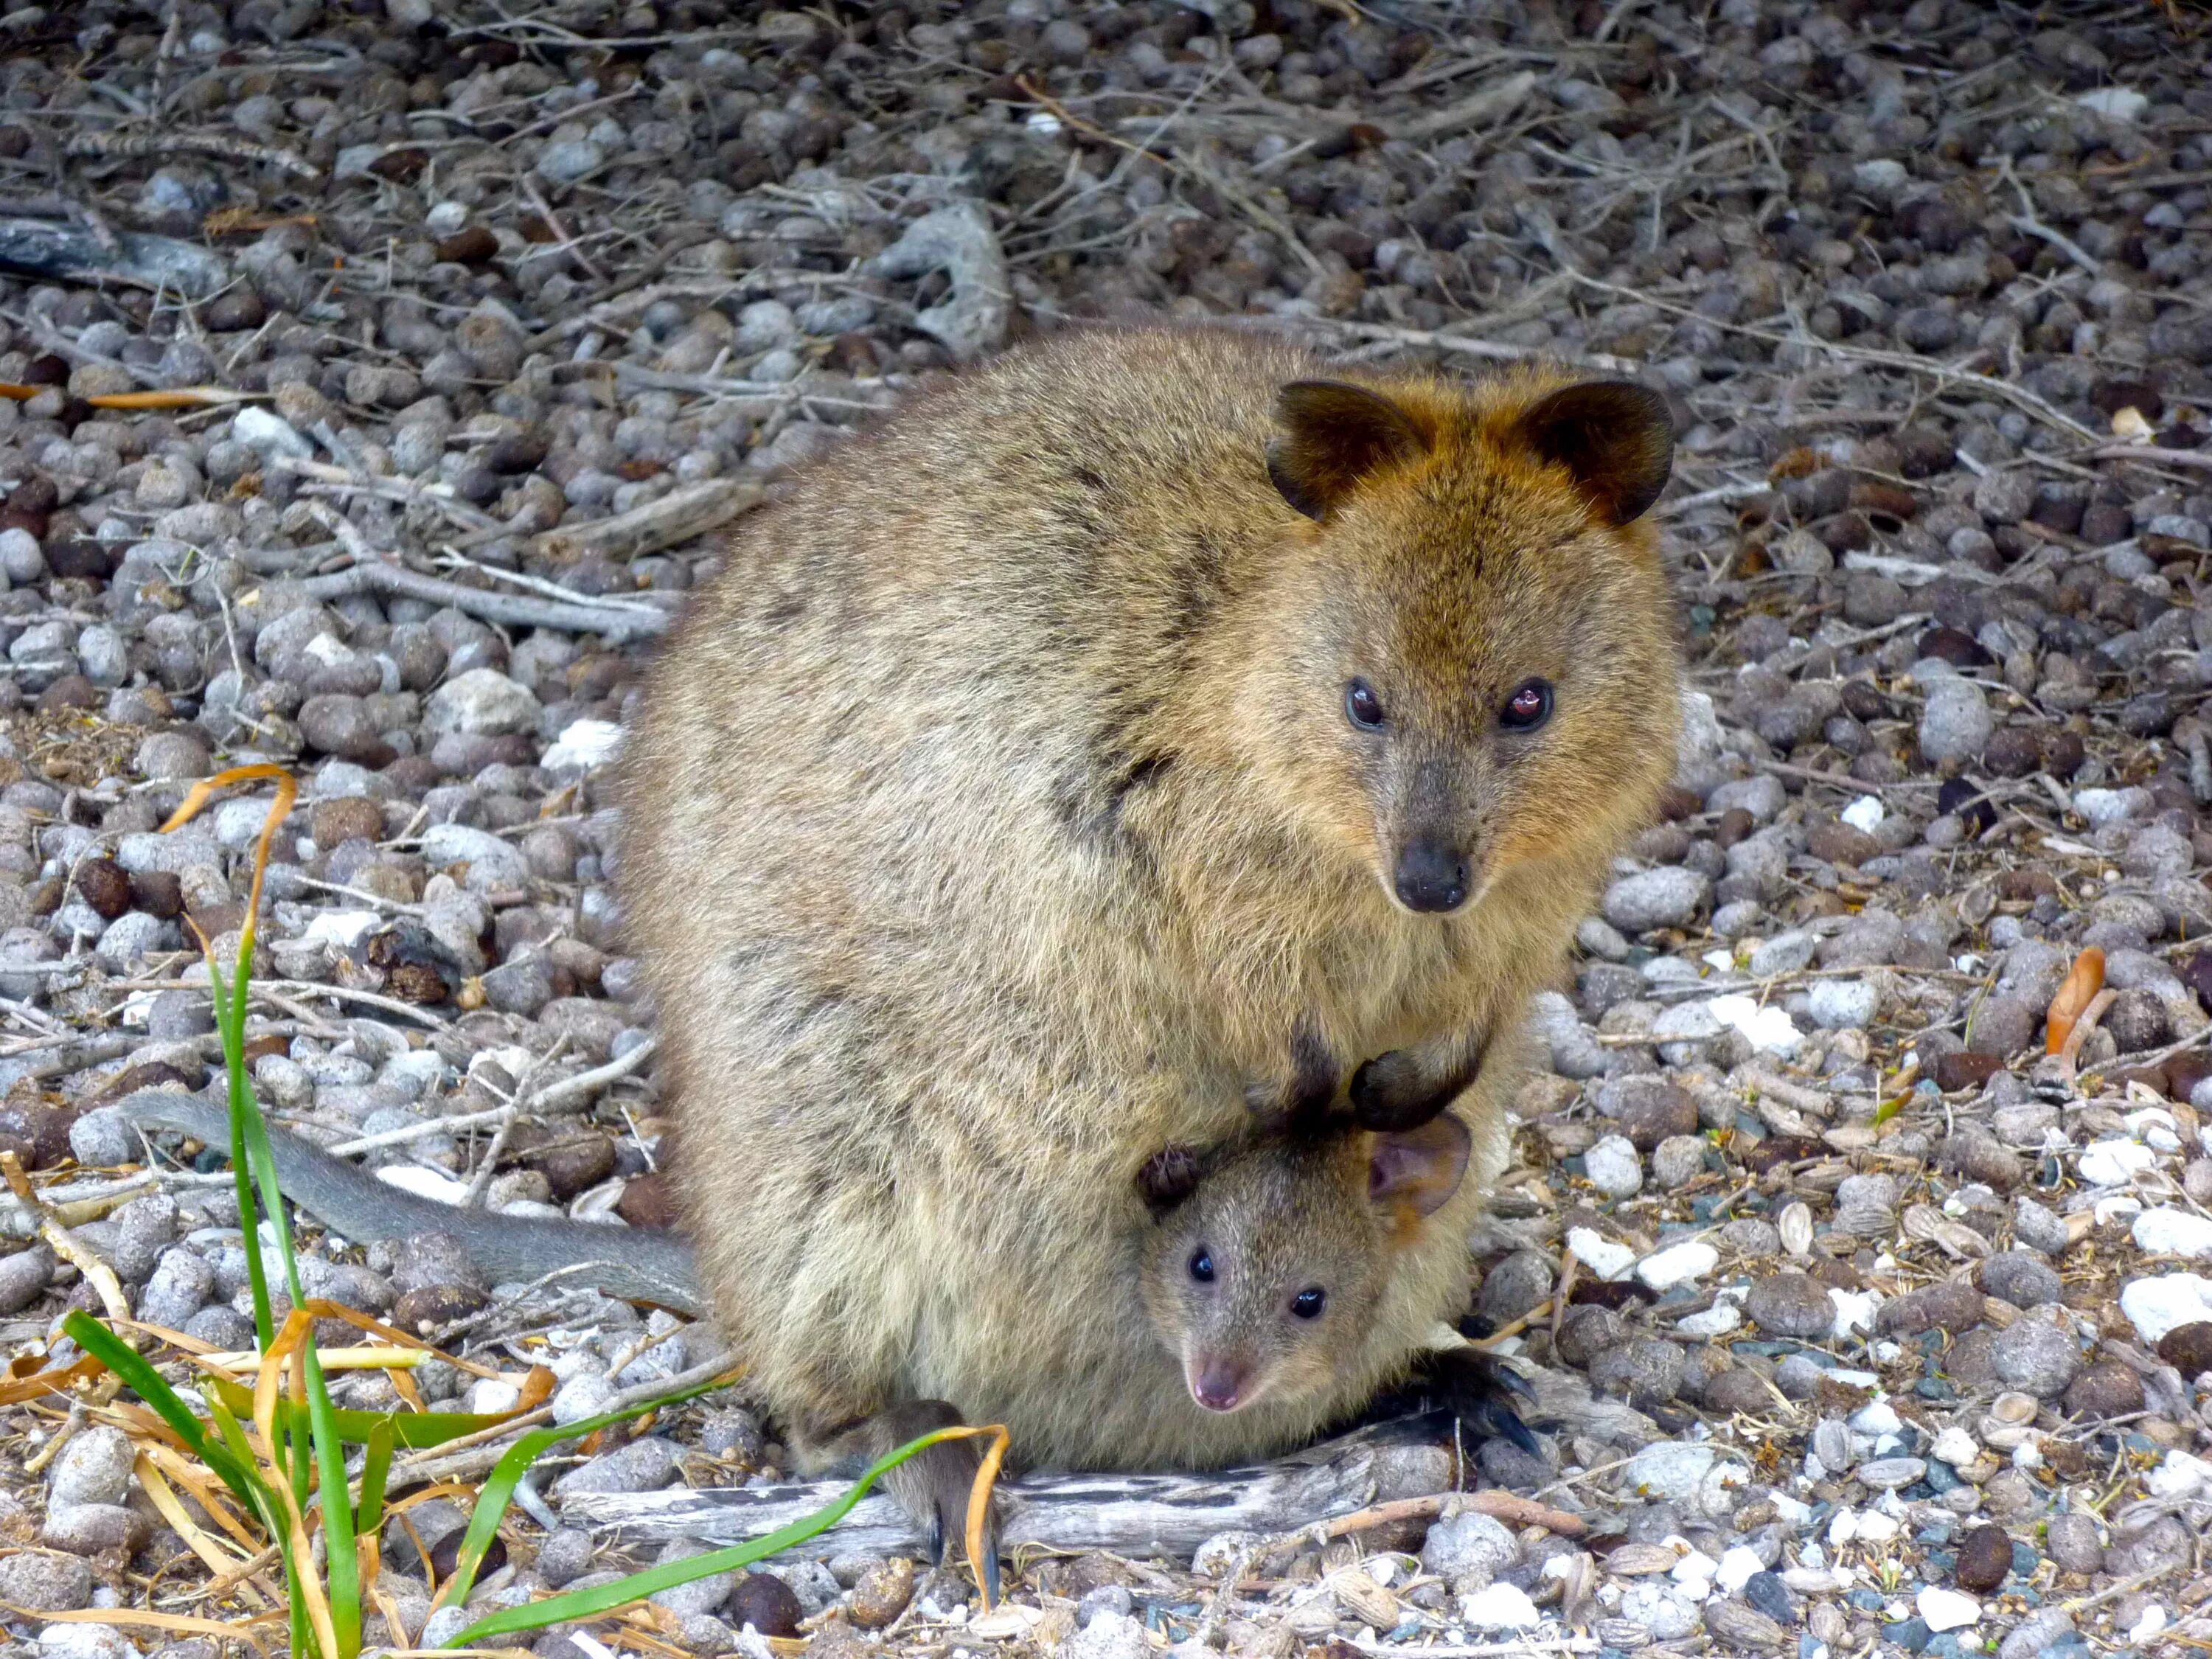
<box><xmin>618</xmin><ymin>325</ymin><xmax>1680</xmax><ymax>1472</ymax></box>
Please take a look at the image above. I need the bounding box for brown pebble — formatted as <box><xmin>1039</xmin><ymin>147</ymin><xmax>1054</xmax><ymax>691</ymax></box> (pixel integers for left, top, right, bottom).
<box><xmin>36</xmin><ymin>674</ymin><xmax>102</xmax><ymax>713</ymax></box>
<box><xmin>1712</xmin><ymin>807</ymin><xmax>1755</xmax><ymax>850</ymax></box>
<box><xmin>1933</xmin><ymin>1051</ymin><xmax>2002</xmax><ymax>1093</ymax></box>
<box><xmin>1805</xmin><ymin>819</ymin><xmax>1882</xmax><ymax>866</ymax></box>
<box><xmin>392</xmin><ymin>1284</ymin><xmax>490</xmax><ymax>1332</ymax></box>
<box><xmin>2156</xmin><ymin>1321</ymin><xmax>2212</xmax><ymax>1380</ymax></box>
<box><xmin>1954</xmin><ymin>1523</ymin><xmax>2012</xmax><ymax>1593</ymax></box>
<box><xmin>616</xmin><ymin>1169</ymin><xmax>680</xmax><ymax>1230</ymax></box>
<box><xmin>130</xmin><ymin>870</ymin><xmax>184</xmax><ymax>918</ymax></box>
<box><xmin>728</xmin><ymin>1571</ymin><xmax>804</xmax><ymax>1638</ymax></box>
<box><xmin>74</xmin><ymin>858</ymin><xmax>131</xmax><ymax>921</ymax></box>
<box><xmin>521</xmin><ymin>1131</ymin><xmax>618</xmax><ymax>1201</ymax></box>
<box><xmin>1876</xmin><ymin>1279</ymin><xmax>1986</xmax><ymax>1337</ymax></box>
<box><xmin>435</xmin><ymin>224</ymin><xmax>501</xmax><ymax>264</ymax></box>
<box><xmin>848</xmin><ymin>1557</ymin><xmax>917</xmax><ymax>1629</ymax></box>
<box><xmin>2062</xmin><ymin>1358</ymin><xmax>2144</xmax><ymax>1419</ymax></box>
<box><xmin>310</xmin><ymin>796</ymin><xmax>386</xmax><ymax>850</ymax></box>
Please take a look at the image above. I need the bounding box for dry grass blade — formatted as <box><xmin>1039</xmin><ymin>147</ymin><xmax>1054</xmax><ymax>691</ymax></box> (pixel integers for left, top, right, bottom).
<box><xmin>2045</xmin><ymin>947</ymin><xmax>2107</xmax><ymax>1054</ymax></box>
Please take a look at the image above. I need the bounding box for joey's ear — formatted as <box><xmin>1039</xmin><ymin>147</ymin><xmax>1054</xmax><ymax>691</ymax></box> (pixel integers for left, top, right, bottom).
<box><xmin>1514</xmin><ymin>380</ymin><xmax>1674</xmax><ymax>526</ymax></box>
<box><xmin>1367</xmin><ymin>1113</ymin><xmax>1472</xmax><ymax>1220</ymax></box>
<box><xmin>1267</xmin><ymin>380</ymin><xmax>1432</xmax><ymax>521</ymax></box>
<box><xmin>1137</xmin><ymin>1146</ymin><xmax>1203</xmax><ymax>1217</ymax></box>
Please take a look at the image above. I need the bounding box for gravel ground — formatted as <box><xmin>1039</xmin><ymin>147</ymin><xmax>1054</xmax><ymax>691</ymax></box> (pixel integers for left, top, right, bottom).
<box><xmin>1</xmin><ymin>1</ymin><xmax>2211</xmax><ymax>1658</ymax></box>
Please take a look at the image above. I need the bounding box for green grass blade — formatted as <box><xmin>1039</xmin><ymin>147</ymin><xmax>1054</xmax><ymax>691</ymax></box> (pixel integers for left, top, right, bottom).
<box><xmin>60</xmin><ymin>1311</ymin><xmax>263</xmax><ymax>1510</ymax></box>
<box><xmin>207</xmin><ymin>954</ymin><xmax>276</xmax><ymax>1349</ymax></box>
<box><xmin>434</xmin><ymin>1369</ymin><xmax>739</xmax><ymax>1610</ymax></box>
<box><xmin>358</xmin><ymin>1420</ymin><xmax>394</xmax><ymax>1537</ymax></box>
<box><xmin>304</xmin><ymin>1340</ymin><xmax>361</xmax><ymax>1658</ymax></box>
<box><xmin>206</xmin><ymin>1374</ymin><xmax>521</xmax><ymax>1448</ymax></box>
<box><xmin>449</xmin><ymin>1429</ymin><xmax>961</xmax><ymax>1645</ymax></box>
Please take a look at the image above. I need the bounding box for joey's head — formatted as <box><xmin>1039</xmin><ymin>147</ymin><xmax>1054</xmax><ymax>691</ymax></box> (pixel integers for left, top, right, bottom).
<box><xmin>1134</xmin><ymin>1115</ymin><xmax>1470</xmax><ymax>1415</ymax></box>
<box><xmin>1237</xmin><ymin>370</ymin><xmax>1680</xmax><ymax>917</ymax></box>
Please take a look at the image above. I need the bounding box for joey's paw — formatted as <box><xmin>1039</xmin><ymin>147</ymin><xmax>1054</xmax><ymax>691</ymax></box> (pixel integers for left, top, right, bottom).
<box><xmin>886</xmin><ymin>1435</ymin><xmax>1002</xmax><ymax>1605</ymax></box>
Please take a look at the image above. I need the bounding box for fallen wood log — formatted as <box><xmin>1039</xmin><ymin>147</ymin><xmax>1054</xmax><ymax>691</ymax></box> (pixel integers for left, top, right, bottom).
<box><xmin>560</xmin><ymin>1412</ymin><xmax>1582</xmax><ymax>1561</ymax></box>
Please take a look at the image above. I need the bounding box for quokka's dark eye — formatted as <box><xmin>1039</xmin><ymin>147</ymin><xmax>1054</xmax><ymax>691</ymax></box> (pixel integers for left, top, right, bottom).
<box><xmin>1189</xmin><ymin>1250</ymin><xmax>1216</xmax><ymax>1283</ymax></box>
<box><xmin>1291</xmin><ymin>1287</ymin><xmax>1326</xmax><ymax>1319</ymax></box>
<box><xmin>1345</xmin><ymin>679</ymin><xmax>1385</xmax><ymax>731</ymax></box>
<box><xmin>1500</xmin><ymin>678</ymin><xmax>1553</xmax><ymax>731</ymax></box>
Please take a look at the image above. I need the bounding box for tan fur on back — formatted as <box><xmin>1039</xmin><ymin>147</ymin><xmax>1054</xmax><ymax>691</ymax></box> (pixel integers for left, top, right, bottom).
<box><xmin>619</xmin><ymin>327</ymin><xmax>1679</xmax><ymax>1470</ymax></box>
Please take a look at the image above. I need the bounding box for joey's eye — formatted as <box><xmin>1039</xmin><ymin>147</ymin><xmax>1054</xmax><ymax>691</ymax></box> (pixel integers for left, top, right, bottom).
<box><xmin>1345</xmin><ymin>679</ymin><xmax>1385</xmax><ymax>731</ymax></box>
<box><xmin>1291</xmin><ymin>1287</ymin><xmax>1326</xmax><ymax>1319</ymax></box>
<box><xmin>1189</xmin><ymin>1250</ymin><xmax>1216</xmax><ymax>1284</ymax></box>
<box><xmin>1500</xmin><ymin>678</ymin><xmax>1553</xmax><ymax>731</ymax></box>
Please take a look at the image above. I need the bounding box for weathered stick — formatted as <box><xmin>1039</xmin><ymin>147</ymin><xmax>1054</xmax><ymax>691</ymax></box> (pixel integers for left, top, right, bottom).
<box><xmin>533</xmin><ymin>477</ymin><xmax>763</xmax><ymax>564</ymax></box>
<box><xmin>561</xmin><ymin>1416</ymin><xmax>1473</xmax><ymax>1560</ymax></box>
<box><xmin>296</xmin><ymin>560</ymin><xmax>676</xmax><ymax>641</ymax></box>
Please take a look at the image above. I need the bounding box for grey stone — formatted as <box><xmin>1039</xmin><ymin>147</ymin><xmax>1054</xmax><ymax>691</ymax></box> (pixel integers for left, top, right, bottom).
<box><xmin>1651</xmin><ymin>1135</ymin><xmax>1706</xmax><ymax>1189</ymax></box>
<box><xmin>1991</xmin><ymin>1317</ymin><xmax>2081</xmax><ymax>1398</ymax></box>
<box><xmin>392</xmin><ymin>1231</ymin><xmax>488</xmax><ymax>1295</ymax></box>
<box><xmin>110</xmin><ymin>1193</ymin><xmax>178</xmax><ymax>1282</ymax></box>
<box><xmin>48</xmin><ymin>1425</ymin><xmax>134</xmax><ymax>1509</ymax></box>
<box><xmin>136</xmin><ymin>1246</ymin><xmax>214</xmax><ymax>1329</ymax></box>
<box><xmin>1747</xmin><ymin>1273</ymin><xmax>1833</xmax><ymax>1338</ymax></box>
<box><xmin>420</xmin><ymin>822</ymin><xmax>529</xmax><ymax>889</ymax></box>
<box><xmin>1602</xmin><ymin>867</ymin><xmax>1711</xmax><ymax>933</ymax></box>
<box><xmin>1973</xmin><ymin>468</ymin><xmax>2037</xmax><ymax>524</ymax></box>
<box><xmin>1980</xmin><ymin>1250</ymin><xmax>2062</xmax><ymax>1308</ymax></box>
<box><xmin>2014</xmin><ymin>1196</ymin><xmax>2071</xmax><ymax>1255</ymax></box>
<box><xmin>1421</xmin><ymin>1510</ymin><xmax>1519</xmax><ymax>1590</ymax></box>
<box><xmin>1476</xmin><ymin>1251</ymin><xmax>1554</xmax><ymax>1326</ymax></box>
<box><xmin>0</xmin><ymin>1244</ymin><xmax>54</xmax><ymax>1313</ymax></box>
<box><xmin>0</xmin><ymin>1551</ymin><xmax>91</xmax><ymax>1611</ymax></box>
<box><xmin>425</xmin><ymin>668</ymin><xmax>541</xmax><ymax>737</ymax></box>
<box><xmin>2044</xmin><ymin>1512</ymin><xmax>2102</xmax><ymax>1574</ymax></box>
<box><xmin>67</xmin><ymin>1107</ymin><xmax>135</xmax><ymax>1169</ymax></box>
<box><xmin>1920</xmin><ymin>678</ymin><xmax>1992</xmax><ymax>768</ymax></box>
<box><xmin>550</xmin><ymin>1434</ymin><xmax>682</xmax><ymax>1495</ymax></box>
<box><xmin>1584</xmin><ymin>1134</ymin><xmax>1642</xmax><ymax>1198</ymax></box>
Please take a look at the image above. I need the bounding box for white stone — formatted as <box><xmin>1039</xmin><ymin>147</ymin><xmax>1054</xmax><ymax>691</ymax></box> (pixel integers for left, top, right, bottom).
<box><xmin>543</xmin><ymin>717</ymin><xmax>625</xmax><ymax>772</ymax></box>
<box><xmin>1917</xmin><ymin>1587</ymin><xmax>1980</xmax><ymax>1632</ymax></box>
<box><xmin>1457</xmin><ymin>1584</ymin><xmax>1540</xmax><ymax>1631</ymax></box>
<box><xmin>2146</xmin><ymin>1450</ymin><xmax>2212</xmax><ymax>1498</ymax></box>
<box><xmin>2133</xmin><ymin>1208</ymin><xmax>2212</xmax><ymax>1258</ymax></box>
<box><xmin>1841</xmin><ymin>795</ymin><xmax>1885</xmax><ymax>833</ymax></box>
<box><xmin>302</xmin><ymin>910</ymin><xmax>380</xmax><ymax>949</ymax></box>
<box><xmin>2073</xmin><ymin>785</ymin><xmax>2152</xmax><ymax>827</ymax></box>
<box><xmin>1566</xmin><ymin>1226</ymin><xmax>1637</xmax><ymax>1281</ymax></box>
<box><xmin>1854</xmin><ymin>1511</ymin><xmax>1900</xmax><ymax>1543</ymax></box>
<box><xmin>1675</xmin><ymin>1303</ymin><xmax>1742</xmax><ymax>1338</ymax></box>
<box><xmin>1931</xmin><ymin>1426</ymin><xmax>1978</xmax><ymax>1466</ymax></box>
<box><xmin>1806</xmin><ymin>978</ymin><xmax>1879</xmax><ymax>1030</ymax></box>
<box><xmin>2079</xmin><ymin>1139</ymin><xmax>2157</xmax><ymax>1185</ymax></box>
<box><xmin>1829</xmin><ymin>1287</ymin><xmax>1880</xmax><ymax>1339</ymax></box>
<box><xmin>1708</xmin><ymin>992</ymin><xmax>1804</xmax><ymax>1054</ymax></box>
<box><xmin>2078</xmin><ymin>87</ymin><xmax>2148</xmax><ymax>122</ymax></box>
<box><xmin>1715</xmin><ymin>1546</ymin><xmax>1764</xmax><ymax>1594</ymax></box>
<box><xmin>1678</xmin><ymin>690</ymin><xmax>1725</xmax><ymax>762</ymax></box>
<box><xmin>1849</xmin><ymin>1401</ymin><xmax>1902</xmax><ymax>1436</ymax></box>
<box><xmin>2129</xmin><ymin>1604</ymin><xmax>2169</xmax><ymax>1644</ymax></box>
<box><xmin>1637</xmin><ymin>1241</ymin><xmax>1718</xmax><ymax>1292</ymax></box>
<box><xmin>1669</xmin><ymin>1548</ymin><xmax>1717</xmax><ymax>1590</ymax></box>
<box><xmin>231</xmin><ymin>406</ymin><xmax>312</xmax><ymax>460</ymax></box>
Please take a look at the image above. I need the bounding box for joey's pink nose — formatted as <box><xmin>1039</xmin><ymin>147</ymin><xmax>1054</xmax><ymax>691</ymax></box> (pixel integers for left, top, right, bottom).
<box><xmin>1190</xmin><ymin>1360</ymin><xmax>1249</xmax><ymax>1413</ymax></box>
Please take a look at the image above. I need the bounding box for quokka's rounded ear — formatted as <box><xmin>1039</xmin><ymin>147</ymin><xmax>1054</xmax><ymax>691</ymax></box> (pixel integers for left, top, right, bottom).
<box><xmin>1267</xmin><ymin>380</ymin><xmax>1433</xmax><ymax>521</ymax></box>
<box><xmin>1514</xmin><ymin>380</ymin><xmax>1674</xmax><ymax>526</ymax></box>
<box><xmin>1136</xmin><ymin>1145</ymin><xmax>1204</xmax><ymax>1217</ymax></box>
<box><xmin>1367</xmin><ymin>1113</ymin><xmax>1472</xmax><ymax>1220</ymax></box>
